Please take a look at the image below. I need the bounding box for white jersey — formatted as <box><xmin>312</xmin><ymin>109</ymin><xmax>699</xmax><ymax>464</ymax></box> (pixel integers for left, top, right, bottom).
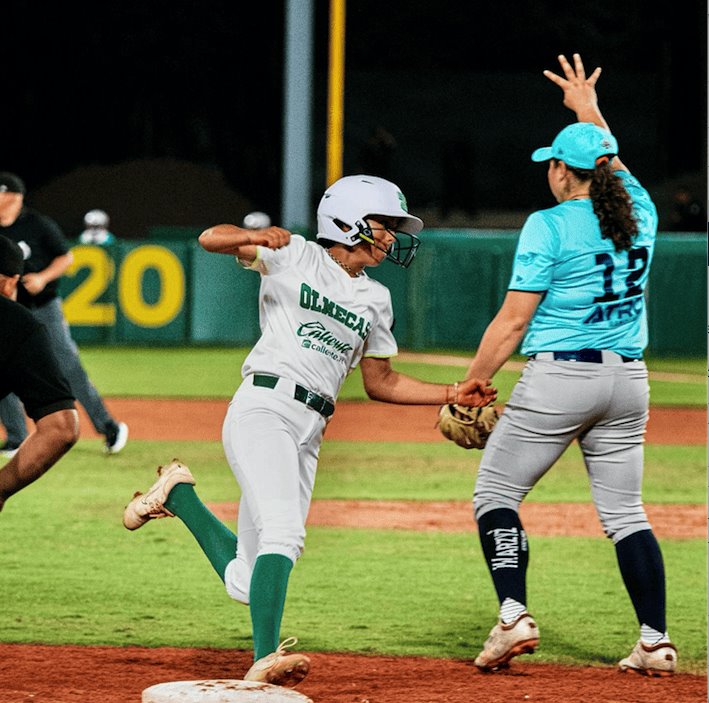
<box><xmin>239</xmin><ymin>235</ymin><xmax>397</xmax><ymax>402</ymax></box>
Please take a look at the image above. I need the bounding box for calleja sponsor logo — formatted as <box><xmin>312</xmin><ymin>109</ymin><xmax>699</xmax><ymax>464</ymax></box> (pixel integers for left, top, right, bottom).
<box><xmin>299</xmin><ymin>283</ymin><xmax>371</xmax><ymax>340</ymax></box>
<box><xmin>297</xmin><ymin>321</ymin><xmax>354</xmax><ymax>361</ymax></box>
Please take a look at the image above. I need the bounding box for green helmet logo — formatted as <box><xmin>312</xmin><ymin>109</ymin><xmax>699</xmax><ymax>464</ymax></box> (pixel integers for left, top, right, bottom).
<box><xmin>397</xmin><ymin>191</ymin><xmax>408</xmax><ymax>212</ymax></box>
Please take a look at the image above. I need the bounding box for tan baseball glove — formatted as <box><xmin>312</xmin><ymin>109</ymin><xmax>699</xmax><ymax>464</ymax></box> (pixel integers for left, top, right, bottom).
<box><xmin>436</xmin><ymin>403</ymin><xmax>499</xmax><ymax>450</ymax></box>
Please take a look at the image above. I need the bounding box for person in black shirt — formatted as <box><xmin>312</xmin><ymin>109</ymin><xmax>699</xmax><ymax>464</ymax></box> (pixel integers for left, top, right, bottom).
<box><xmin>0</xmin><ymin>235</ymin><xmax>78</xmax><ymax>510</ymax></box>
<box><xmin>0</xmin><ymin>173</ymin><xmax>128</xmax><ymax>456</ymax></box>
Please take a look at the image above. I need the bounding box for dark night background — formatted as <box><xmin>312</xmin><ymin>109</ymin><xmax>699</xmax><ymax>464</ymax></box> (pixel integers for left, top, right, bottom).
<box><xmin>2</xmin><ymin>0</ymin><xmax>706</xmax><ymax>238</ymax></box>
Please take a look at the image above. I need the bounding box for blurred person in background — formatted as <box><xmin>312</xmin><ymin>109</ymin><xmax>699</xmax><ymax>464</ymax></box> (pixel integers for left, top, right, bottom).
<box><xmin>0</xmin><ymin>235</ymin><xmax>78</xmax><ymax>509</ymax></box>
<box><xmin>78</xmin><ymin>209</ymin><xmax>116</xmax><ymax>245</ymax></box>
<box><xmin>242</xmin><ymin>211</ymin><xmax>272</xmax><ymax>229</ymax></box>
<box><xmin>667</xmin><ymin>187</ymin><xmax>705</xmax><ymax>232</ymax></box>
<box><xmin>0</xmin><ymin>173</ymin><xmax>127</xmax><ymax>457</ymax></box>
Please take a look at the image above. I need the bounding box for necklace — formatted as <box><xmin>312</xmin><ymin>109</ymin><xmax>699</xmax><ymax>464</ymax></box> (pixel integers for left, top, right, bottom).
<box><xmin>327</xmin><ymin>250</ymin><xmax>362</xmax><ymax>277</ymax></box>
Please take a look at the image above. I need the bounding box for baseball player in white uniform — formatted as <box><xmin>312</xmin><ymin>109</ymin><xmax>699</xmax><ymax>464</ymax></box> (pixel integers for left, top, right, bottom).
<box><xmin>123</xmin><ymin>175</ymin><xmax>497</xmax><ymax>688</ymax></box>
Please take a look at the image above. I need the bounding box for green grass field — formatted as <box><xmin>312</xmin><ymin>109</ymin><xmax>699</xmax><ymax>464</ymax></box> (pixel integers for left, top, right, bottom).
<box><xmin>0</xmin><ymin>435</ymin><xmax>705</xmax><ymax>672</ymax></box>
<box><xmin>76</xmin><ymin>346</ymin><xmax>706</xmax><ymax>406</ymax></box>
<box><xmin>0</xmin><ymin>346</ymin><xmax>705</xmax><ymax>674</ymax></box>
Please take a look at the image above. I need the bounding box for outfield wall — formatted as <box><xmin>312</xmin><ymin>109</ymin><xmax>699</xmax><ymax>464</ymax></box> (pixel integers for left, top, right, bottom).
<box><xmin>59</xmin><ymin>231</ymin><xmax>706</xmax><ymax>356</ymax></box>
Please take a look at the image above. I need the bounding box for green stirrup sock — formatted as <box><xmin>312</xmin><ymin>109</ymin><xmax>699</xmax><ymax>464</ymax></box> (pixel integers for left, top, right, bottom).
<box><xmin>164</xmin><ymin>483</ymin><xmax>237</xmax><ymax>581</ymax></box>
<box><xmin>249</xmin><ymin>554</ymin><xmax>293</xmax><ymax>660</ymax></box>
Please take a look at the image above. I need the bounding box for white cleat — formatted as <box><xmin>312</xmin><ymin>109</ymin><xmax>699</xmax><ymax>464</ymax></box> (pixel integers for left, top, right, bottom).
<box><xmin>105</xmin><ymin>421</ymin><xmax>129</xmax><ymax>455</ymax></box>
<box><xmin>122</xmin><ymin>459</ymin><xmax>195</xmax><ymax>530</ymax></box>
<box><xmin>244</xmin><ymin>637</ymin><xmax>311</xmax><ymax>688</ymax></box>
<box><xmin>618</xmin><ymin>640</ymin><xmax>677</xmax><ymax>677</ymax></box>
<box><xmin>474</xmin><ymin>612</ymin><xmax>539</xmax><ymax>671</ymax></box>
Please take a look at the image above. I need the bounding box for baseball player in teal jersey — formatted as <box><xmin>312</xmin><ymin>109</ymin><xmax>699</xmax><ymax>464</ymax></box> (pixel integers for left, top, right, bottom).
<box><xmin>464</xmin><ymin>54</ymin><xmax>677</xmax><ymax>676</ymax></box>
<box><xmin>121</xmin><ymin>175</ymin><xmax>496</xmax><ymax>690</ymax></box>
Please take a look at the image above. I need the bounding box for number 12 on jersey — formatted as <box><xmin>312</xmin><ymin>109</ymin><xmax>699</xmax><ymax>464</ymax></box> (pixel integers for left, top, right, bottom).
<box><xmin>593</xmin><ymin>247</ymin><xmax>649</xmax><ymax>303</ymax></box>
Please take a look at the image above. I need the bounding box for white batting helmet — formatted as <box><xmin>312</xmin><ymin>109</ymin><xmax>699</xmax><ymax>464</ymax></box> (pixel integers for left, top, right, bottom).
<box><xmin>316</xmin><ymin>175</ymin><xmax>423</xmax><ymax>267</ymax></box>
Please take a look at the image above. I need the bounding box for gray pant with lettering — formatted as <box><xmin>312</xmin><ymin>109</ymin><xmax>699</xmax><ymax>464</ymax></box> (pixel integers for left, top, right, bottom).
<box><xmin>0</xmin><ymin>297</ymin><xmax>114</xmax><ymax>445</ymax></box>
<box><xmin>473</xmin><ymin>358</ymin><xmax>651</xmax><ymax>544</ymax></box>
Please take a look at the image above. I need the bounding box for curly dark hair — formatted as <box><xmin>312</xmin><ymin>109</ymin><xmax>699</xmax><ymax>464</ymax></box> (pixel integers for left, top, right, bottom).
<box><xmin>565</xmin><ymin>160</ymin><xmax>638</xmax><ymax>251</ymax></box>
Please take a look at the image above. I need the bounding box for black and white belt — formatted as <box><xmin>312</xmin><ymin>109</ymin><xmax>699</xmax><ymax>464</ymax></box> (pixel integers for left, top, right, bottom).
<box><xmin>529</xmin><ymin>350</ymin><xmax>641</xmax><ymax>364</ymax></box>
<box><xmin>251</xmin><ymin>374</ymin><xmax>335</xmax><ymax>418</ymax></box>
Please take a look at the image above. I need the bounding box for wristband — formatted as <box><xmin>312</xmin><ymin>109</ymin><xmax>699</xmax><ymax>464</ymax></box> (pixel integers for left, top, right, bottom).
<box><xmin>452</xmin><ymin>381</ymin><xmax>459</xmax><ymax>404</ymax></box>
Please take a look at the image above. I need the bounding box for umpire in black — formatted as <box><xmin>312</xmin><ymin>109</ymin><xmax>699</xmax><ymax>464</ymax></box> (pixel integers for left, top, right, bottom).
<box><xmin>0</xmin><ymin>235</ymin><xmax>78</xmax><ymax>511</ymax></box>
<box><xmin>0</xmin><ymin>172</ymin><xmax>127</xmax><ymax>455</ymax></box>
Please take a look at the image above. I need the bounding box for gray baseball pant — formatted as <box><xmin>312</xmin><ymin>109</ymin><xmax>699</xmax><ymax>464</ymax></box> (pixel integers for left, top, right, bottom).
<box><xmin>473</xmin><ymin>357</ymin><xmax>652</xmax><ymax>544</ymax></box>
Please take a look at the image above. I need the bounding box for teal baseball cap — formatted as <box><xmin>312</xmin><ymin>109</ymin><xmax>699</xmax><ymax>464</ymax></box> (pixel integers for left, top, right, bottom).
<box><xmin>531</xmin><ymin>122</ymin><xmax>618</xmax><ymax>169</ymax></box>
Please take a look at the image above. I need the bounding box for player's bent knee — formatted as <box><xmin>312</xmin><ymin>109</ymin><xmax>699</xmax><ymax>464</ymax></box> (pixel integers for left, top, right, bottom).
<box><xmin>224</xmin><ymin>558</ymin><xmax>251</xmax><ymax>604</ymax></box>
<box><xmin>474</xmin><ymin>467</ymin><xmax>528</xmax><ymax>521</ymax></box>
<box><xmin>259</xmin><ymin>524</ymin><xmax>305</xmax><ymax>564</ymax></box>
<box><xmin>473</xmin><ymin>493</ymin><xmax>521</xmax><ymax>522</ymax></box>
<box><xmin>600</xmin><ymin>513</ymin><xmax>652</xmax><ymax>544</ymax></box>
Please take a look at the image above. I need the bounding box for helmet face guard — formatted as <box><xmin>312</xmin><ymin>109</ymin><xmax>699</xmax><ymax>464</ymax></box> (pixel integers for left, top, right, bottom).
<box><xmin>355</xmin><ymin>219</ymin><xmax>421</xmax><ymax>268</ymax></box>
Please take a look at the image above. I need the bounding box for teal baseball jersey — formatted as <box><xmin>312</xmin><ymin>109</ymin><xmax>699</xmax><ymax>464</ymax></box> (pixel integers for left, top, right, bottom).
<box><xmin>509</xmin><ymin>171</ymin><xmax>657</xmax><ymax>357</ymax></box>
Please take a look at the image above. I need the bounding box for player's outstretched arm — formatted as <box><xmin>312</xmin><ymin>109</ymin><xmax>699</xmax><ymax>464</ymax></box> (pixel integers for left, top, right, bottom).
<box><xmin>198</xmin><ymin>224</ymin><xmax>291</xmax><ymax>263</ymax></box>
<box><xmin>22</xmin><ymin>252</ymin><xmax>73</xmax><ymax>296</ymax></box>
<box><xmin>543</xmin><ymin>53</ymin><xmax>628</xmax><ymax>172</ymax></box>
<box><xmin>360</xmin><ymin>356</ymin><xmax>496</xmax><ymax>407</ymax></box>
<box><xmin>465</xmin><ymin>290</ymin><xmax>541</xmax><ymax>381</ymax></box>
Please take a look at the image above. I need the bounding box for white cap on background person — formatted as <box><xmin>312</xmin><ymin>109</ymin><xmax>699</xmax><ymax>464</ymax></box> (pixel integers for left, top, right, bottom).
<box><xmin>80</xmin><ymin>208</ymin><xmax>115</xmax><ymax>245</ymax></box>
<box><xmin>84</xmin><ymin>209</ymin><xmax>110</xmax><ymax>228</ymax></box>
<box><xmin>242</xmin><ymin>211</ymin><xmax>271</xmax><ymax>229</ymax></box>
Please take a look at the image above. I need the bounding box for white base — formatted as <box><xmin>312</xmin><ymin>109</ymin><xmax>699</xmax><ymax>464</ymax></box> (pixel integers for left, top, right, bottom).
<box><xmin>142</xmin><ymin>679</ymin><xmax>313</xmax><ymax>703</ymax></box>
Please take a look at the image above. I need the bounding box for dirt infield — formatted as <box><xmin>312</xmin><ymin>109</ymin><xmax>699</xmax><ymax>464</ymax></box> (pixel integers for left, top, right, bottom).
<box><xmin>92</xmin><ymin>398</ymin><xmax>707</xmax><ymax>540</ymax></box>
<box><xmin>92</xmin><ymin>398</ymin><xmax>708</xmax><ymax>539</ymax></box>
<box><xmin>208</xmin><ymin>500</ymin><xmax>706</xmax><ymax>539</ymax></box>
<box><xmin>0</xmin><ymin>642</ymin><xmax>704</xmax><ymax>703</ymax></box>
<box><xmin>5</xmin><ymin>399</ymin><xmax>705</xmax><ymax>702</ymax></box>
<box><xmin>90</xmin><ymin>398</ymin><xmax>705</xmax><ymax>445</ymax></box>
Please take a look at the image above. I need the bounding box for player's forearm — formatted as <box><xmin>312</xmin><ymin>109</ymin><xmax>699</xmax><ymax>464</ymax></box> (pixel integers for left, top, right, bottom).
<box><xmin>465</xmin><ymin>291</ymin><xmax>538</xmax><ymax>380</ymax></box>
<box><xmin>364</xmin><ymin>367</ymin><xmax>453</xmax><ymax>405</ymax></box>
<box><xmin>465</xmin><ymin>317</ymin><xmax>527</xmax><ymax>381</ymax></box>
<box><xmin>361</xmin><ymin>356</ymin><xmax>495</xmax><ymax>407</ymax></box>
<box><xmin>573</xmin><ymin>105</ymin><xmax>628</xmax><ymax>172</ymax></box>
<box><xmin>574</xmin><ymin>103</ymin><xmax>610</xmax><ymax>131</ymax></box>
<box><xmin>41</xmin><ymin>252</ymin><xmax>73</xmax><ymax>283</ymax></box>
<box><xmin>198</xmin><ymin>225</ymin><xmax>258</xmax><ymax>257</ymax></box>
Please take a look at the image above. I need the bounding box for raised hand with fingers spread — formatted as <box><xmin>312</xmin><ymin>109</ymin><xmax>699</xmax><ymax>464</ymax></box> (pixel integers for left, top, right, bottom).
<box><xmin>543</xmin><ymin>53</ymin><xmax>603</xmax><ymax>116</ymax></box>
